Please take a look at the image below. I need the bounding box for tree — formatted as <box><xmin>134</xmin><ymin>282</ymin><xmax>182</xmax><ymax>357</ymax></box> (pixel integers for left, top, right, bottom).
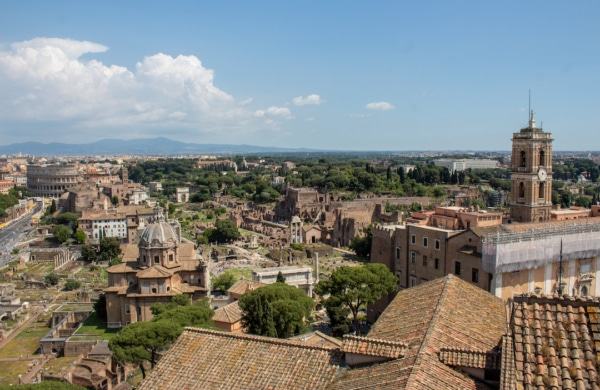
<box><xmin>349</xmin><ymin>227</ymin><xmax>373</xmax><ymax>259</ymax></box>
<box><xmin>111</xmin><ymin>297</ymin><xmax>213</xmax><ymax>378</ymax></box>
<box><xmin>212</xmin><ymin>271</ymin><xmax>237</xmax><ymax>292</ymax></box>
<box><xmin>316</xmin><ymin>263</ymin><xmax>397</xmax><ymax>331</ymax></box>
<box><xmin>64</xmin><ymin>279</ymin><xmax>81</xmax><ymax>291</ymax></box>
<box><xmin>48</xmin><ymin>200</ymin><xmax>57</xmax><ymax>214</ymax></box>
<box><xmin>239</xmin><ymin>283</ymin><xmax>313</xmax><ymax>338</ymax></box>
<box><xmin>54</xmin><ymin>212</ymin><xmax>79</xmax><ymax>227</ymax></box>
<box><xmin>152</xmin><ymin>299</ymin><xmax>213</xmax><ymax>328</ymax></box>
<box><xmin>74</xmin><ymin>229</ymin><xmax>86</xmax><ymax>244</ymax></box>
<box><xmin>44</xmin><ymin>272</ymin><xmax>59</xmax><ymax>286</ymax></box>
<box><xmin>81</xmin><ymin>244</ymin><xmax>98</xmax><ymax>262</ymax></box>
<box><xmin>110</xmin><ymin>320</ymin><xmax>181</xmax><ymax>378</ymax></box>
<box><xmin>94</xmin><ymin>294</ymin><xmax>107</xmax><ymax>322</ymax></box>
<box><xmin>276</xmin><ymin>271</ymin><xmax>286</xmax><ymax>283</ymax></box>
<box><xmin>203</xmin><ymin>219</ymin><xmax>240</xmax><ymax>244</ymax></box>
<box><xmin>53</xmin><ymin>225</ymin><xmax>72</xmax><ymax>243</ymax></box>
<box><xmin>324</xmin><ymin>297</ymin><xmax>352</xmax><ymax>337</ymax></box>
<box><xmin>98</xmin><ymin>238</ymin><xmax>122</xmax><ymax>262</ymax></box>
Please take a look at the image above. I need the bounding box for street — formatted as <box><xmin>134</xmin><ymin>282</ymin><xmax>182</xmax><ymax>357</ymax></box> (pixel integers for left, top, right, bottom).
<box><xmin>0</xmin><ymin>201</ymin><xmax>43</xmax><ymax>266</ymax></box>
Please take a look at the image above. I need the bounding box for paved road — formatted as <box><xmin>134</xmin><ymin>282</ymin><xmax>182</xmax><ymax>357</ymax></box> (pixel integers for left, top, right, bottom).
<box><xmin>0</xmin><ymin>202</ymin><xmax>43</xmax><ymax>266</ymax></box>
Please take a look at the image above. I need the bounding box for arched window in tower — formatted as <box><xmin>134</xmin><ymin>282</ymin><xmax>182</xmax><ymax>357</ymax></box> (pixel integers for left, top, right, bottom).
<box><xmin>519</xmin><ymin>182</ymin><xmax>525</xmax><ymax>199</ymax></box>
<box><xmin>520</xmin><ymin>151</ymin><xmax>526</xmax><ymax>167</ymax></box>
<box><xmin>539</xmin><ymin>182</ymin><xmax>545</xmax><ymax>199</ymax></box>
<box><xmin>539</xmin><ymin>149</ymin><xmax>545</xmax><ymax>167</ymax></box>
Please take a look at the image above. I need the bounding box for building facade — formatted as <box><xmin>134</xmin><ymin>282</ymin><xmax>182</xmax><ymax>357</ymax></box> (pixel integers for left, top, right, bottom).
<box><xmin>27</xmin><ymin>164</ymin><xmax>82</xmax><ymax>198</ymax></box>
<box><xmin>104</xmin><ymin>219</ymin><xmax>209</xmax><ymax>327</ymax></box>
<box><xmin>509</xmin><ymin>110</ymin><xmax>553</xmax><ymax>223</ymax></box>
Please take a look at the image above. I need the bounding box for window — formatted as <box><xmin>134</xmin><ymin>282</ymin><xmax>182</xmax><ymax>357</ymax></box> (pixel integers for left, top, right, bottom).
<box><xmin>581</xmin><ymin>285</ymin><xmax>588</xmax><ymax>297</ymax></box>
<box><xmin>520</xmin><ymin>150</ymin><xmax>526</xmax><ymax>167</ymax></box>
<box><xmin>396</xmin><ymin>247</ymin><xmax>401</xmax><ymax>260</ymax></box>
<box><xmin>454</xmin><ymin>261</ymin><xmax>462</xmax><ymax>276</ymax></box>
<box><xmin>581</xmin><ymin>263</ymin><xmax>591</xmax><ymax>273</ymax></box>
<box><xmin>434</xmin><ymin>258</ymin><xmax>440</xmax><ymax>270</ymax></box>
<box><xmin>410</xmin><ymin>251</ymin><xmax>416</xmax><ymax>264</ymax></box>
<box><xmin>154</xmin><ymin>256</ymin><xmax>159</xmax><ymax>264</ymax></box>
<box><xmin>152</xmin><ymin>288</ymin><xmax>157</xmax><ymax>293</ymax></box>
<box><xmin>423</xmin><ymin>237</ymin><xmax>428</xmax><ymax>248</ymax></box>
<box><xmin>539</xmin><ymin>149</ymin><xmax>545</xmax><ymax>166</ymax></box>
<box><xmin>435</xmin><ymin>240</ymin><xmax>441</xmax><ymax>250</ymax></box>
<box><xmin>519</xmin><ymin>182</ymin><xmax>525</xmax><ymax>198</ymax></box>
<box><xmin>472</xmin><ymin>268</ymin><xmax>479</xmax><ymax>283</ymax></box>
<box><xmin>411</xmin><ymin>235</ymin><xmax>416</xmax><ymax>245</ymax></box>
<box><xmin>169</xmin><ymin>254</ymin><xmax>174</xmax><ymax>262</ymax></box>
<box><xmin>410</xmin><ymin>276</ymin><xmax>417</xmax><ymax>287</ymax></box>
<box><xmin>142</xmin><ymin>255</ymin><xmax>146</xmax><ymax>264</ymax></box>
<box><xmin>423</xmin><ymin>255</ymin><xmax>428</xmax><ymax>267</ymax></box>
<box><xmin>538</xmin><ymin>182</ymin><xmax>545</xmax><ymax>199</ymax></box>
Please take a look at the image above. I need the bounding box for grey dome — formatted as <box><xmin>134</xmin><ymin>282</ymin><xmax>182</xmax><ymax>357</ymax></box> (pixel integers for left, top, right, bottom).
<box><xmin>139</xmin><ymin>222</ymin><xmax>178</xmax><ymax>248</ymax></box>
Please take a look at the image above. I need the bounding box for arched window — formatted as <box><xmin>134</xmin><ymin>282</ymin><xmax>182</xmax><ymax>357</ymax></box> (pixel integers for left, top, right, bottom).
<box><xmin>581</xmin><ymin>285</ymin><xmax>588</xmax><ymax>297</ymax></box>
<box><xmin>539</xmin><ymin>182</ymin><xmax>545</xmax><ymax>199</ymax></box>
<box><xmin>519</xmin><ymin>182</ymin><xmax>525</xmax><ymax>199</ymax></box>
<box><xmin>539</xmin><ymin>149</ymin><xmax>545</xmax><ymax>166</ymax></box>
<box><xmin>520</xmin><ymin>151</ymin><xmax>527</xmax><ymax>167</ymax></box>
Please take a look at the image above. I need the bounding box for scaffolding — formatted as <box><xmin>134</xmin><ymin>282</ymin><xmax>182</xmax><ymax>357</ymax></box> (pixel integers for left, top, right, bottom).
<box><xmin>482</xmin><ymin>220</ymin><xmax>600</xmax><ymax>274</ymax></box>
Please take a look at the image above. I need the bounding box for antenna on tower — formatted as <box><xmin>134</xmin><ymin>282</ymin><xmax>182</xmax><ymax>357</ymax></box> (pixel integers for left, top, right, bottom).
<box><xmin>528</xmin><ymin>89</ymin><xmax>531</xmax><ymax>118</ymax></box>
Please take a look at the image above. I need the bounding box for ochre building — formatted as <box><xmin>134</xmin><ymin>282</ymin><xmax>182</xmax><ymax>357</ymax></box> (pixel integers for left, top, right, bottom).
<box><xmin>104</xmin><ymin>219</ymin><xmax>209</xmax><ymax>328</ymax></box>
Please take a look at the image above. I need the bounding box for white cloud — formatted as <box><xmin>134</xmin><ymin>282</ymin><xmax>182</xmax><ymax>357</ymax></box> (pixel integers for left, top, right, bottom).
<box><xmin>292</xmin><ymin>94</ymin><xmax>322</xmax><ymax>106</ymax></box>
<box><xmin>366</xmin><ymin>101</ymin><xmax>395</xmax><ymax>111</ymax></box>
<box><xmin>254</xmin><ymin>106</ymin><xmax>292</xmax><ymax>119</ymax></box>
<box><xmin>0</xmin><ymin>37</ymin><xmax>287</xmax><ymax>141</ymax></box>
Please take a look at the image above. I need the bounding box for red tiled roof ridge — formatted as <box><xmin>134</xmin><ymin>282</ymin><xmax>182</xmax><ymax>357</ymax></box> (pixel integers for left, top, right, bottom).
<box><xmin>182</xmin><ymin>327</ymin><xmax>340</xmax><ymax>352</ymax></box>
<box><xmin>402</xmin><ymin>274</ymin><xmax>454</xmax><ymax>390</ymax></box>
<box><xmin>438</xmin><ymin>346</ymin><xmax>489</xmax><ymax>353</ymax></box>
<box><xmin>512</xmin><ymin>292</ymin><xmax>600</xmax><ymax>304</ymax></box>
<box><xmin>341</xmin><ymin>334</ymin><xmax>408</xmax><ymax>359</ymax></box>
<box><xmin>342</xmin><ymin>334</ymin><xmax>408</xmax><ymax>349</ymax></box>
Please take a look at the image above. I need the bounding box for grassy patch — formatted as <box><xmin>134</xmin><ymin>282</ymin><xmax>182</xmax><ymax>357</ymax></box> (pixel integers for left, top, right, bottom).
<box><xmin>45</xmin><ymin>356</ymin><xmax>78</xmax><ymax>376</ymax></box>
<box><xmin>224</xmin><ymin>267</ymin><xmax>253</xmax><ymax>281</ymax></box>
<box><xmin>0</xmin><ymin>360</ymin><xmax>30</xmax><ymax>385</ymax></box>
<box><xmin>73</xmin><ymin>312</ymin><xmax>118</xmax><ymax>340</ymax></box>
<box><xmin>0</xmin><ymin>323</ymin><xmax>50</xmax><ymax>359</ymax></box>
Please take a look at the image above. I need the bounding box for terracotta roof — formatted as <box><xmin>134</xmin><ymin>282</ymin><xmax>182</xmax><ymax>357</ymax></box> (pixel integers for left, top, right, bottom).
<box><xmin>138</xmin><ymin>328</ymin><xmax>344</xmax><ymax>390</ymax></box>
<box><xmin>290</xmin><ymin>331</ymin><xmax>343</xmax><ymax>349</ymax></box>
<box><xmin>505</xmin><ymin>294</ymin><xmax>600</xmax><ymax>389</ymax></box>
<box><xmin>212</xmin><ymin>301</ymin><xmax>243</xmax><ymax>324</ymax></box>
<box><xmin>329</xmin><ymin>275</ymin><xmax>506</xmax><ymax>390</ymax></box>
<box><xmin>136</xmin><ymin>265</ymin><xmax>173</xmax><ymax>279</ymax></box>
<box><xmin>341</xmin><ymin>335</ymin><xmax>407</xmax><ymax>359</ymax></box>
<box><xmin>106</xmin><ymin>261</ymin><xmax>138</xmax><ymax>274</ymax></box>
<box><xmin>438</xmin><ymin>348</ymin><xmax>501</xmax><ymax>370</ymax></box>
<box><xmin>227</xmin><ymin>279</ymin><xmax>266</xmax><ymax>296</ymax></box>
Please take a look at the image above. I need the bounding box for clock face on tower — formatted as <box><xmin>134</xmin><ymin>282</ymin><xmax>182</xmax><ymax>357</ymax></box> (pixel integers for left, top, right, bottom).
<box><xmin>538</xmin><ymin>168</ymin><xmax>547</xmax><ymax>182</ymax></box>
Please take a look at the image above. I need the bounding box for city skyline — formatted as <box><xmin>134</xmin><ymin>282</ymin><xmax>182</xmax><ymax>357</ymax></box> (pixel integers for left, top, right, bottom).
<box><xmin>1</xmin><ymin>1</ymin><xmax>599</xmax><ymax>150</ymax></box>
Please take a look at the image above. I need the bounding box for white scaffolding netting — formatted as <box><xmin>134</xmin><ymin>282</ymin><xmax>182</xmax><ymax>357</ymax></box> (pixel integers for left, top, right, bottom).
<box><xmin>482</xmin><ymin>221</ymin><xmax>600</xmax><ymax>274</ymax></box>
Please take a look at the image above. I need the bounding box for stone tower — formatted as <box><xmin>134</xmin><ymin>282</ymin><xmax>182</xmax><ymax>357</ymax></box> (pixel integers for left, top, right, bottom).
<box><xmin>510</xmin><ymin>110</ymin><xmax>553</xmax><ymax>223</ymax></box>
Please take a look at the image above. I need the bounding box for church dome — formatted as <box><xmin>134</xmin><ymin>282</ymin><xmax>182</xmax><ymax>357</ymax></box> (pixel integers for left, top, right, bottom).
<box><xmin>139</xmin><ymin>221</ymin><xmax>178</xmax><ymax>248</ymax></box>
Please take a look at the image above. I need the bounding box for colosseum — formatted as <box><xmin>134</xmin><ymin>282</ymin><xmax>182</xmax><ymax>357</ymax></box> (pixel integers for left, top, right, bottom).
<box><xmin>27</xmin><ymin>164</ymin><xmax>82</xmax><ymax>197</ymax></box>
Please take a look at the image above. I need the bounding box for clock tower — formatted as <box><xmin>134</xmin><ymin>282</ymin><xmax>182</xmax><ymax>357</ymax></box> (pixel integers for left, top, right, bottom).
<box><xmin>510</xmin><ymin>110</ymin><xmax>553</xmax><ymax>223</ymax></box>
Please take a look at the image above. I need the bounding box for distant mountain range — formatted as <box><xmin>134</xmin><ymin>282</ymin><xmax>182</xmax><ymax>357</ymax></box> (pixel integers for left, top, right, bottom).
<box><xmin>0</xmin><ymin>137</ymin><xmax>316</xmax><ymax>156</ymax></box>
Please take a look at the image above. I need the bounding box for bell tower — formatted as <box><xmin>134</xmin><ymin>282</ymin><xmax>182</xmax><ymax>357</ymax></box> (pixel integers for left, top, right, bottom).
<box><xmin>510</xmin><ymin>109</ymin><xmax>553</xmax><ymax>223</ymax></box>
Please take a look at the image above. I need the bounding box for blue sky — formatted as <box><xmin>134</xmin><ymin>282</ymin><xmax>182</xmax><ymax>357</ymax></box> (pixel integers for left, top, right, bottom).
<box><xmin>0</xmin><ymin>1</ymin><xmax>599</xmax><ymax>150</ymax></box>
